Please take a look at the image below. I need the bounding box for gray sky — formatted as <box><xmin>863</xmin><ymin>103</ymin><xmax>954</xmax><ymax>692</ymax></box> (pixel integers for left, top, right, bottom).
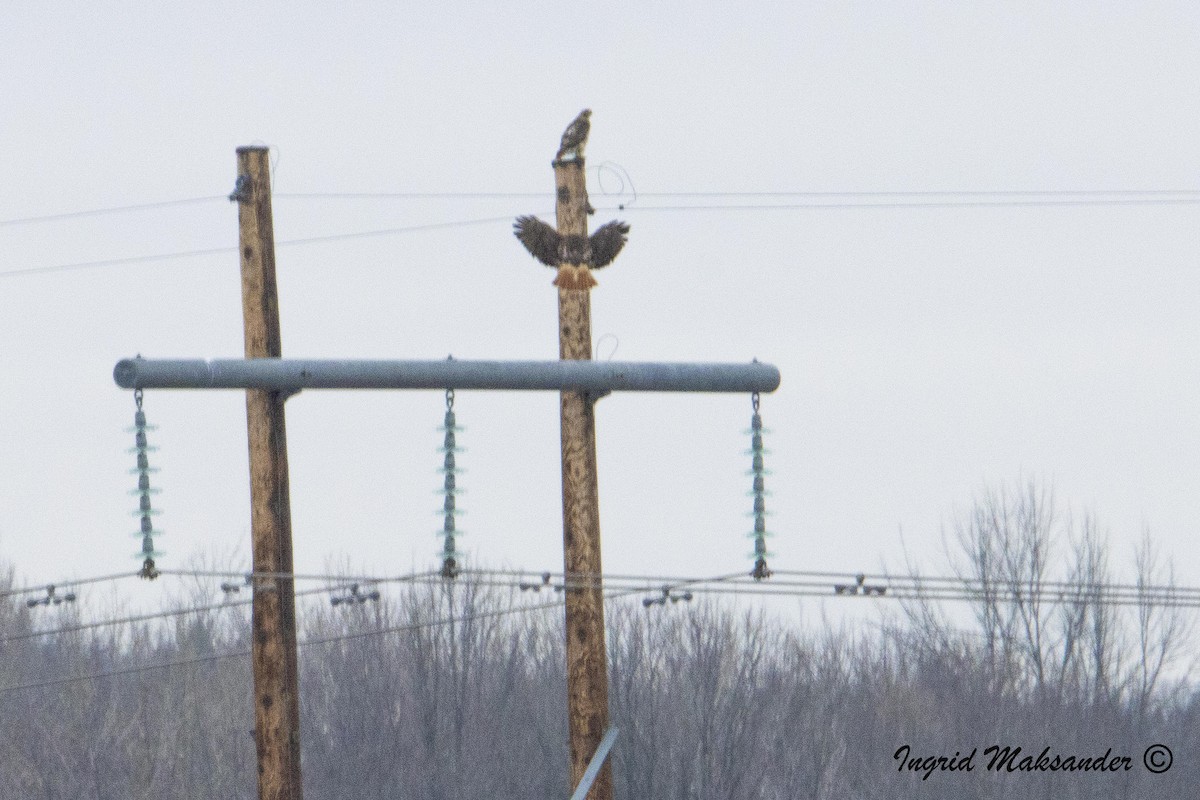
<box><xmin>2</xmin><ymin>3</ymin><xmax>1198</xmax><ymax>609</ymax></box>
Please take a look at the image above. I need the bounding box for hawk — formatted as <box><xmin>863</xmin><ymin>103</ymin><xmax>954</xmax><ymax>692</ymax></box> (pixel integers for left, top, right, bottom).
<box><xmin>556</xmin><ymin>109</ymin><xmax>591</xmax><ymax>162</ymax></box>
<box><xmin>513</xmin><ymin>215</ymin><xmax>629</xmax><ymax>290</ymax></box>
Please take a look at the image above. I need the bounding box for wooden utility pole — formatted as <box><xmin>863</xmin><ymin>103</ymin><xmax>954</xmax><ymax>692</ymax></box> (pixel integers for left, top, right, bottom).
<box><xmin>234</xmin><ymin>146</ymin><xmax>304</xmax><ymax>800</ymax></box>
<box><xmin>554</xmin><ymin>155</ymin><xmax>613</xmax><ymax>800</ymax></box>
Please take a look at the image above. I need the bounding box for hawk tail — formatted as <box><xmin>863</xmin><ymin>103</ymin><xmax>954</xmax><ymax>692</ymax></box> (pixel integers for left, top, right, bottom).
<box><xmin>552</xmin><ymin>264</ymin><xmax>597</xmax><ymax>290</ymax></box>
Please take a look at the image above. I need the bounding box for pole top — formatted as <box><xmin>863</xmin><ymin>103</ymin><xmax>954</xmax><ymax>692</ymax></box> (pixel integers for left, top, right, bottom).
<box><xmin>236</xmin><ymin>145</ymin><xmax>270</xmax><ymax>154</ymax></box>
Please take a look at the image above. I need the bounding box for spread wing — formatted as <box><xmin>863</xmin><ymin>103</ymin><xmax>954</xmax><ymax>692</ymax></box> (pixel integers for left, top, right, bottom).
<box><xmin>513</xmin><ymin>215</ymin><xmax>561</xmax><ymax>266</ymax></box>
<box><xmin>586</xmin><ymin>221</ymin><xmax>630</xmax><ymax>268</ymax></box>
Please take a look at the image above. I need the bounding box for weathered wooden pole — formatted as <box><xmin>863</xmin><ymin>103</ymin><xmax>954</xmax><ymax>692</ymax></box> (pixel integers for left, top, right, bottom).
<box><xmin>554</xmin><ymin>148</ymin><xmax>613</xmax><ymax>798</ymax></box>
<box><xmin>233</xmin><ymin>146</ymin><xmax>304</xmax><ymax>800</ymax></box>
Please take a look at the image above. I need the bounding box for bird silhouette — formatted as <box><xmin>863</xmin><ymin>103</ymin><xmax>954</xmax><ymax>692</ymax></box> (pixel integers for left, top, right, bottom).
<box><xmin>513</xmin><ymin>215</ymin><xmax>630</xmax><ymax>289</ymax></box>
<box><xmin>556</xmin><ymin>109</ymin><xmax>591</xmax><ymax>162</ymax></box>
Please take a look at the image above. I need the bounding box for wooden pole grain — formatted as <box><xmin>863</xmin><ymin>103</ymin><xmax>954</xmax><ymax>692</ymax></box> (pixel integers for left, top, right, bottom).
<box><xmin>235</xmin><ymin>146</ymin><xmax>304</xmax><ymax>800</ymax></box>
<box><xmin>553</xmin><ymin>155</ymin><xmax>613</xmax><ymax>800</ymax></box>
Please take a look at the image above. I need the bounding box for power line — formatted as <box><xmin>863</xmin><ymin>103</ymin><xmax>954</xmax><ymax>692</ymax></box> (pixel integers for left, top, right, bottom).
<box><xmin>0</xmin><ymin>214</ymin><xmax>529</xmax><ymax>280</ymax></box>
<box><xmin>9</xmin><ymin>571</ymin><xmax>1193</xmax><ymax>653</ymax></box>
<box><xmin>0</xmin><ymin>244</ymin><xmax>238</xmax><ymax>280</ymax></box>
<box><xmin>0</xmin><ymin>196</ymin><xmax>227</xmax><ymax>228</ymax></box>
<box><xmin>156</xmin><ymin>567</ymin><xmax>443</xmax><ymax>584</ymax></box>
<box><xmin>4</xmin><ymin>583</ymin><xmax>325</xmax><ymax>646</ymax></box>
<box><xmin>275</xmin><ymin>192</ymin><xmax>548</xmax><ymax>199</ymax></box>
<box><xmin>0</xmin><ymin>571</ymin><xmax>138</xmax><ymax>600</ymax></box>
<box><xmin>466</xmin><ymin>567</ymin><xmax>1200</xmax><ymax>600</ymax></box>
<box><xmin>5</xmin><ymin>191</ymin><xmax>1196</xmax><ymax>281</ymax></box>
<box><xmin>5</xmin><ymin>564</ymin><xmax>1195</xmax><ymax>695</ymax></box>
<box><xmin>4</xmin><ymin>189</ymin><xmax>1195</xmax><ymax>229</ymax></box>
<box><xmin>0</xmin><ymin>575</ymin><xmax>668</xmax><ymax>695</ymax></box>
<box><xmin>767</xmin><ymin>568</ymin><xmax>1200</xmax><ymax>597</ymax></box>
<box><xmin>8</xmin><ymin>565</ymin><xmax>1187</xmax><ymax>606</ymax></box>
<box><xmin>274</xmin><ymin>189</ymin><xmax>1200</xmax><ymax>200</ymax></box>
<box><xmin>0</xmin><ymin>570</ymin><xmax>441</xmax><ymax>645</ymax></box>
<box><xmin>143</xmin><ymin>565</ymin><xmax>1200</xmax><ymax>604</ymax></box>
<box><xmin>604</xmin><ymin>197</ymin><xmax>1200</xmax><ymax>213</ymax></box>
<box><xmin>274</xmin><ymin>214</ymin><xmax>519</xmax><ymax>247</ymax></box>
<box><xmin>6</xmin><ymin>592</ymin><xmax>255</xmax><ymax>646</ymax></box>
<box><xmin>633</xmin><ymin>190</ymin><xmax>1200</xmax><ymax>197</ymax></box>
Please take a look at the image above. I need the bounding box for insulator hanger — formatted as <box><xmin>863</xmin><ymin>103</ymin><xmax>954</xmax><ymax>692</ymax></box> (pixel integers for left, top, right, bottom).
<box><xmin>26</xmin><ymin>584</ymin><xmax>77</xmax><ymax>609</ymax></box>
<box><xmin>747</xmin><ymin>391</ymin><xmax>772</xmax><ymax>580</ymax></box>
<box><xmin>833</xmin><ymin>573</ymin><xmax>888</xmax><ymax>596</ymax></box>
<box><xmin>220</xmin><ymin>575</ymin><xmax>253</xmax><ymax>595</ymax></box>
<box><xmin>437</xmin><ymin>381</ymin><xmax>465</xmax><ymax>579</ymax></box>
<box><xmin>331</xmin><ymin>583</ymin><xmax>381</xmax><ymax>606</ymax></box>
<box><xmin>129</xmin><ymin>388</ymin><xmax>162</xmax><ymax>579</ymax></box>
<box><xmin>519</xmin><ymin>572</ymin><xmax>554</xmax><ymax>592</ymax></box>
<box><xmin>642</xmin><ymin>585</ymin><xmax>694</xmax><ymax>608</ymax></box>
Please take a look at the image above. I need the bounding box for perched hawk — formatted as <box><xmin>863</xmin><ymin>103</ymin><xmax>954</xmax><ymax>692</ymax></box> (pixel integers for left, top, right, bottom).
<box><xmin>556</xmin><ymin>109</ymin><xmax>591</xmax><ymax>162</ymax></box>
<box><xmin>513</xmin><ymin>215</ymin><xmax>629</xmax><ymax>290</ymax></box>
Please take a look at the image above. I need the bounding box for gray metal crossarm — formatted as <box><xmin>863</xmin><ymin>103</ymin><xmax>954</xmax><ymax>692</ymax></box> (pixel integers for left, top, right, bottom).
<box><xmin>113</xmin><ymin>358</ymin><xmax>780</xmax><ymax>394</ymax></box>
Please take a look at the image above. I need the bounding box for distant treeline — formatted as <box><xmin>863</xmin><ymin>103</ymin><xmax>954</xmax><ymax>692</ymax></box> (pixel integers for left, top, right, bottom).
<box><xmin>1</xmin><ymin>482</ymin><xmax>1195</xmax><ymax>799</ymax></box>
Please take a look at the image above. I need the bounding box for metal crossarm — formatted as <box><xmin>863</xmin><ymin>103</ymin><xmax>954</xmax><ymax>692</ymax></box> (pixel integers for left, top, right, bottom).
<box><xmin>113</xmin><ymin>358</ymin><xmax>780</xmax><ymax>394</ymax></box>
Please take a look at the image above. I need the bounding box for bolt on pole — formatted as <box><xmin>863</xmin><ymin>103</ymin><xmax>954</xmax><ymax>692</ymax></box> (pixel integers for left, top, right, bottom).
<box><xmin>235</xmin><ymin>146</ymin><xmax>304</xmax><ymax>800</ymax></box>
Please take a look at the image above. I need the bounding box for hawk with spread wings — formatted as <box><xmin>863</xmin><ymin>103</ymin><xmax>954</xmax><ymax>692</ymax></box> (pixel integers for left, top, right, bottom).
<box><xmin>513</xmin><ymin>215</ymin><xmax>629</xmax><ymax>290</ymax></box>
<box><xmin>556</xmin><ymin>109</ymin><xmax>591</xmax><ymax>162</ymax></box>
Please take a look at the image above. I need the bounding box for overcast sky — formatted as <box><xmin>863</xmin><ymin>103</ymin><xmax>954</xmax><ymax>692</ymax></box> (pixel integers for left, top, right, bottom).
<box><xmin>1</xmin><ymin>3</ymin><xmax>1198</xmax><ymax>613</ymax></box>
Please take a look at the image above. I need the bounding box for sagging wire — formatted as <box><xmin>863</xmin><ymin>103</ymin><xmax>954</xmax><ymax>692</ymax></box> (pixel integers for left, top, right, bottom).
<box><xmin>593</xmin><ymin>161</ymin><xmax>638</xmax><ymax>211</ymax></box>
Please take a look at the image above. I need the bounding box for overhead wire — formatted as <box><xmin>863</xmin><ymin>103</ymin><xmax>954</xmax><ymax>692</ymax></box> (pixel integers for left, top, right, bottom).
<box><xmin>464</xmin><ymin>566</ymin><xmax>1200</xmax><ymax>601</ymax></box>
<box><xmin>4</xmin><ymin>189</ymin><xmax>1195</xmax><ymax>228</ymax></box>
<box><xmin>18</xmin><ymin>565</ymin><xmax>1186</xmax><ymax>605</ymax></box>
<box><xmin>0</xmin><ymin>196</ymin><xmax>227</xmax><ymax>228</ymax></box>
<box><xmin>4</xmin><ymin>563</ymin><xmax>1197</xmax><ymax>695</ymax></box>
<box><xmin>597</xmin><ymin>197</ymin><xmax>1200</xmax><ymax>212</ymax></box>
<box><xmin>155</xmin><ymin>567</ymin><xmax>443</xmax><ymax>584</ymax></box>
<box><xmin>3</xmin><ymin>586</ymin><xmax>299</xmax><ymax>646</ymax></box>
<box><xmin>273</xmin><ymin>189</ymin><xmax>1200</xmax><ymax>200</ymax></box>
<box><xmin>0</xmin><ymin>569</ymin><xmax>442</xmax><ymax>645</ymax></box>
<box><xmin>0</xmin><ymin>214</ymin><xmax>528</xmax><ymax>280</ymax></box>
<box><xmin>0</xmin><ymin>571</ymin><xmax>139</xmax><ymax>600</ymax></box>
<box><xmin>4</xmin><ymin>187</ymin><xmax>1196</xmax><ymax>280</ymax></box>
<box><xmin>0</xmin><ymin>569</ymin><xmax>695</xmax><ymax>695</ymax></box>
